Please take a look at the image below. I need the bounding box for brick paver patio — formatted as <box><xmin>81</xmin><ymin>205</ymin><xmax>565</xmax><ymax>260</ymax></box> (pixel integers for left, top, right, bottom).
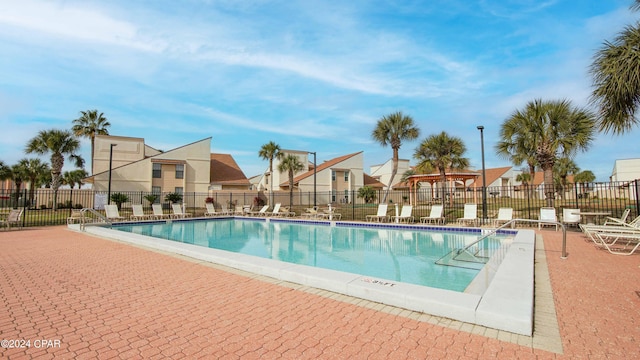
<box><xmin>0</xmin><ymin>226</ymin><xmax>638</xmax><ymax>359</ymax></box>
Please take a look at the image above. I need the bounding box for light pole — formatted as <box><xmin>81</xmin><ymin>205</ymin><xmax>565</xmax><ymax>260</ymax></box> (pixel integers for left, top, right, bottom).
<box><xmin>308</xmin><ymin>152</ymin><xmax>317</xmax><ymax>208</ymax></box>
<box><xmin>107</xmin><ymin>143</ymin><xmax>117</xmax><ymax>205</ymax></box>
<box><xmin>477</xmin><ymin>126</ymin><xmax>487</xmax><ymax>225</ymax></box>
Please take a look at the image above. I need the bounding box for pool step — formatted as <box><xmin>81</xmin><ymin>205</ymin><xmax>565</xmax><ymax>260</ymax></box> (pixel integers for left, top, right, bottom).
<box><xmin>435</xmin><ymin>249</ymin><xmax>489</xmax><ymax>270</ymax></box>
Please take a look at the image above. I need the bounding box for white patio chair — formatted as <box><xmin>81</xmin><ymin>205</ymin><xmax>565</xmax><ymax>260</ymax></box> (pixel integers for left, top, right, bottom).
<box><xmin>171</xmin><ymin>204</ymin><xmax>192</xmax><ymax>219</ymax></box>
<box><xmin>392</xmin><ymin>205</ymin><xmax>414</xmax><ymax>223</ymax></box>
<box><xmin>151</xmin><ymin>204</ymin><xmax>170</xmax><ymax>220</ymax></box>
<box><xmin>492</xmin><ymin>207</ymin><xmax>513</xmax><ymax>228</ymax></box>
<box><xmin>131</xmin><ymin>204</ymin><xmax>152</xmax><ymax>220</ymax></box>
<box><xmin>104</xmin><ymin>204</ymin><xmax>126</xmax><ymax>221</ymax></box>
<box><xmin>538</xmin><ymin>207</ymin><xmax>558</xmax><ymax>231</ymax></box>
<box><xmin>1</xmin><ymin>209</ymin><xmax>24</xmax><ymax>230</ymax></box>
<box><xmin>420</xmin><ymin>205</ymin><xmax>445</xmax><ymax>224</ymax></box>
<box><xmin>562</xmin><ymin>208</ymin><xmax>581</xmax><ymax>228</ymax></box>
<box><xmin>204</xmin><ymin>203</ymin><xmax>219</xmax><ymax>217</ymax></box>
<box><xmin>457</xmin><ymin>204</ymin><xmax>478</xmax><ymax>226</ymax></box>
<box><xmin>366</xmin><ymin>204</ymin><xmax>389</xmax><ymax>222</ymax></box>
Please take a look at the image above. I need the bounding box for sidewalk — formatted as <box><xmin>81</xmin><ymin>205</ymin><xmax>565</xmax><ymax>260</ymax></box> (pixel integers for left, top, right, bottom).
<box><xmin>0</xmin><ymin>227</ymin><xmax>637</xmax><ymax>359</ymax></box>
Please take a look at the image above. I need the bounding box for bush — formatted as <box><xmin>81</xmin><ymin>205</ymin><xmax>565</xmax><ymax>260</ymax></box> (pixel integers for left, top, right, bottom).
<box><xmin>110</xmin><ymin>193</ymin><xmax>130</xmax><ymax>209</ymax></box>
<box><xmin>74</xmin><ymin>203</ymin><xmax>83</xmax><ymax>209</ymax></box>
<box><xmin>165</xmin><ymin>192</ymin><xmax>183</xmax><ymax>204</ymax></box>
<box><xmin>144</xmin><ymin>194</ymin><xmax>158</xmax><ymax>204</ymax></box>
<box><xmin>205</xmin><ymin>197</ymin><xmax>214</xmax><ymax>204</ymax></box>
<box><xmin>40</xmin><ymin>204</ymin><xmax>48</xmax><ymax>210</ymax></box>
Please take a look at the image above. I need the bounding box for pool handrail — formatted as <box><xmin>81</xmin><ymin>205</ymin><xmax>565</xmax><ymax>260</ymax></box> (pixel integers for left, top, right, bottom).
<box><xmin>458</xmin><ymin>218</ymin><xmax>567</xmax><ymax>259</ymax></box>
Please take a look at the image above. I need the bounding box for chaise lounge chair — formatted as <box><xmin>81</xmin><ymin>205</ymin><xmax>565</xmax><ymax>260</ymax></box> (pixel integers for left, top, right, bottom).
<box><xmin>204</xmin><ymin>203</ymin><xmax>220</xmax><ymax>217</ymax></box>
<box><xmin>391</xmin><ymin>205</ymin><xmax>414</xmax><ymax>223</ymax></box>
<box><xmin>420</xmin><ymin>205</ymin><xmax>445</xmax><ymax>224</ymax></box>
<box><xmin>248</xmin><ymin>205</ymin><xmax>269</xmax><ymax>217</ymax></box>
<box><xmin>457</xmin><ymin>204</ymin><xmax>478</xmax><ymax>226</ymax></box>
<box><xmin>104</xmin><ymin>204</ymin><xmax>126</xmax><ymax>221</ymax></box>
<box><xmin>171</xmin><ymin>204</ymin><xmax>192</xmax><ymax>219</ymax></box>
<box><xmin>131</xmin><ymin>204</ymin><xmax>153</xmax><ymax>221</ymax></box>
<box><xmin>151</xmin><ymin>204</ymin><xmax>171</xmax><ymax>220</ymax></box>
<box><xmin>0</xmin><ymin>209</ymin><xmax>23</xmax><ymax>230</ymax></box>
<box><xmin>366</xmin><ymin>204</ymin><xmax>389</xmax><ymax>223</ymax></box>
<box><xmin>538</xmin><ymin>207</ymin><xmax>558</xmax><ymax>231</ymax></box>
<box><xmin>492</xmin><ymin>207</ymin><xmax>513</xmax><ymax>228</ymax></box>
<box><xmin>604</xmin><ymin>208</ymin><xmax>631</xmax><ymax>226</ymax></box>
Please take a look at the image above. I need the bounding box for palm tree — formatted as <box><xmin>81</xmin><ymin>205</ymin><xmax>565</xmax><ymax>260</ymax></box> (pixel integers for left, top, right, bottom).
<box><xmin>574</xmin><ymin>170</ymin><xmax>596</xmax><ymax>199</ymax></box>
<box><xmin>553</xmin><ymin>157</ymin><xmax>580</xmax><ymax>200</ymax></box>
<box><xmin>498</xmin><ymin>99</ymin><xmax>596</xmax><ymax>207</ymax></box>
<box><xmin>63</xmin><ymin>169</ymin><xmax>89</xmax><ymax>189</ymax></box>
<box><xmin>413</xmin><ymin>131</ymin><xmax>469</xmax><ymax>205</ymax></box>
<box><xmin>0</xmin><ymin>160</ymin><xmax>10</xmax><ymax>182</ymax></box>
<box><xmin>7</xmin><ymin>163</ymin><xmax>29</xmax><ymax>208</ymax></box>
<box><xmin>258</xmin><ymin>141</ymin><xmax>284</xmax><ymax>205</ymax></box>
<box><xmin>72</xmin><ymin>109</ymin><xmax>110</xmax><ymax>174</ymax></box>
<box><xmin>357</xmin><ymin>185</ymin><xmax>377</xmax><ymax>204</ymax></box>
<box><xmin>25</xmin><ymin>129</ymin><xmax>85</xmax><ymax>210</ymax></box>
<box><xmin>17</xmin><ymin>158</ymin><xmax>49</xmax><ymax>207</ymax></box>
<box><xmin>277</xmin><ymin>154</ymin><xmax>305</xmax><ymax>207</ymax></box>
<box><xmin>371</xmin><ymin>111</ymin><xmax>420</xmax><ymax>204</ymax></box>
<box><xmin>589</xmin><ymin>1</ymin><xmax>640</xmax><ymax>134</ymax></box>
<box><xmin>496</xmin><ymin>117</ymin><xmax>538</xmax><ymax>180</ymax></box>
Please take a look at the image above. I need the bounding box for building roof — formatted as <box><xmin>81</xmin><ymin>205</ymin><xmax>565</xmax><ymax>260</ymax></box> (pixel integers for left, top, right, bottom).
<box><xmin>469</xmin><ymin>166</ymin><xmax>512</xmax><ymax>188</ymax></box>
<box><xmin>363</xmin><ymin>174</ymin><xmax>385</xmax><ymax>189</ymax></box>
<box><xmin>282</xmin><ymin>152</ymin><xmax>363</xmax><ymax>186</ymax></box>
<box><xmin>210</xmin><ymin>153</ymin><xmax>250</xmax><ymax>186</ymax></box>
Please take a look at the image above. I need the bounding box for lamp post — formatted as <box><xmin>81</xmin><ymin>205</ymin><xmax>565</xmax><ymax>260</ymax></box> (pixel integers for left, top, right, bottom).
<box><xmin>308</xmin><ymin>151</ymin><xmax>317</xmax><ymax>208</ymax></box>
<box><xmin>477</xmin><ymin>126</ymin><xmax>487</xmax><ymax>225</ymax></box>
<box><xmin>107</xmin><ymin>144</ymin><xmax>117</xmax><ymax>205</ymax></box>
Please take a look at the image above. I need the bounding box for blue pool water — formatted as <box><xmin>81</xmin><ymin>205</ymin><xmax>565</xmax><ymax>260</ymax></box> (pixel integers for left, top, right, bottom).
<box><xmin>113</xmin><ymin>219</ymin><xmax>511</xmax><ymax>292</ymax></box>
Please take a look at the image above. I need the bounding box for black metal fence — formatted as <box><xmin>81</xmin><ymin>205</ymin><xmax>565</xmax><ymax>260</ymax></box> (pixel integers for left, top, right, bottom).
<box><xmin>1</xmin><ymin>179</ymin><xmax>638</xmax><ymax>228</ymax></box>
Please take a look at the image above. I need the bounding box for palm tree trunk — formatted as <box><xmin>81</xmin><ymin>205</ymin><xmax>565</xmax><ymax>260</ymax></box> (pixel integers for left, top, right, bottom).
<box><xmin>543</xmin><ymin>167</ymin><xmax>555</xmax><ymax>207</ymax></box>
<box><xmin>288</xmin><ymin>170</ymin><xmax>294</xmax><ymax>207</ymax></box>
<box><xmin>382</xmin><ymin>148</ymin><xmax>399</xmax><ymax>204</ymax></box>
<box><xmin>51</xmin><ymin>153</ymin><xmax>64</xmax><ymax>211</ymax></box>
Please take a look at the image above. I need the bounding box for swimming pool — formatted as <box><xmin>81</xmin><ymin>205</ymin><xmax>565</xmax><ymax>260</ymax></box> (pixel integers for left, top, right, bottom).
<box><xmin>75</xmin><ymin>218</ymin><xmax>535</xmax><ymax>335</ymax></box>
<box><xmin>112</xmin><ymin>218</ymin><xmax>511</xmax><ymax>292</ymax></box>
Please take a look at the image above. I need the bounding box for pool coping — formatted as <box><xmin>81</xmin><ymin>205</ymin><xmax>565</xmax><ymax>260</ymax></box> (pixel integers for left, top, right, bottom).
<box><xmin>72</xmin><ymin>217</ymin><xmax>534</xmax><ymax>336</ymax></box>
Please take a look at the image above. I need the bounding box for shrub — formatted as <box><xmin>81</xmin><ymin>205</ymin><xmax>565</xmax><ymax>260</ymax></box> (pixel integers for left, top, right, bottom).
<box><xmin>165</xmin><ymin>192</ymin><xmax>183</xmax><ymax>204</ymax></box>
<box><xmin>205</xmin><ymin>197</ymin><xmax>214</xmax><ymax>204</ymax></box>
<box><xmin>110</xmin><ymin>193</ymin><xmax>130</xmax><ymax>209</ymax></box>
<box><xmin>144</xmin><ymin>194</ymin><xmax>158</xmax><ymax>204</ymax></box>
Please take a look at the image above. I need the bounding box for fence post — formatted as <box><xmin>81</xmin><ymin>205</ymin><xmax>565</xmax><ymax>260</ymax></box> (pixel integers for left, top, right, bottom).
<box><xmin>22</xmin><ymin>188</ymin><xmax>27</xmax><ymax>228</ymax></box>
<box><xmin>69</xmin><ymin>188</ymin><xmax>73</xmax><ymax>219</ymax></box>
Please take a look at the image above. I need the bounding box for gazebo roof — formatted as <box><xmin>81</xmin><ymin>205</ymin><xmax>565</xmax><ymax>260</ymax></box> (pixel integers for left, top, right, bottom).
<box><xmin>406</xmin><ymin>171</ymin><xmax>480</xmax><ymax>184</ymax></box>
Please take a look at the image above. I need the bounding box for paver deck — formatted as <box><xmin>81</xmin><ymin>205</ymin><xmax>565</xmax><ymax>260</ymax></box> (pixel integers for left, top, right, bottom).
<box><xmin>0</xmin><ymin>226</ymin><xmax>638</xmax><ymax>359</ymax></box>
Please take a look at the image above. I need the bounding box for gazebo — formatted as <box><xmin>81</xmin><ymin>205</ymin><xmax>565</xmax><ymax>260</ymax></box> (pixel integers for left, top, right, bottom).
<box><xmin>405</xmin><ymin>171</ymin><xmax>480</xmax><ymax>206</ymax></box>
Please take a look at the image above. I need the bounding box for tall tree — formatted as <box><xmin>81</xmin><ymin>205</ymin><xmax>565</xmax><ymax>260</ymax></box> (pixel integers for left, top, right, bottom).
<box><xmin>258</xmin><ymin>141</ymin><xmax>283</xmax><ymax>205</ymax></box>
<box><xmin>17</xmin><ymin>158</ymin><xmax>49</xmax><ymax>207</ymax></box>
<box><xmin>498</xmin><ymin>99</ymin><xmax>596</xmax><ymax>207</ymax></box>
<box><xmin>277</xmin><ymin>154</ymin><xmax>305</xmax><ymax>207</ymax></box>
<box><xmin>371</xmin><ymin>111</ymin><xmax>420</xmax><ymax>204</ymax></box>
<box><xmin>496</xmin><ymin>117</ymin><xmax>538</xmax><ymax>179</ymax></box>
<box><xmin>25</xmin><ymin>129</ymin><xmax>85</xmax><ymax>210</ymax></box>
<box><xmin>0</xmin><ymin>160</ymin><xmax>10</xmax><ymax>181</ymax></box>
<box><xmin>589</xmin><ymin>1</ymin><xmax>640</xmax><ymax>134</ymax></box>
<box><xmin>63</xmin><ymin>169</ymin><xmax>89</xmax><ymax>189</ymax></box>
<box><xmin>72</xmin><ymin>109</ymin><xmax>110</xmax><ymax>174</ymax></box>
<box><xmin>7</xmin><ymin>163</ymin><xmax>29</xmax><ymax>208</ymax></box>
<box><xmin>554</xmin><ymin>157</ymin><xmax>580</xmax><ymax>199</ymax></box>
<box><xmin>413</xmin><ymin>131</ymin><xmax>469</xmax><ymax>205</ymax></box>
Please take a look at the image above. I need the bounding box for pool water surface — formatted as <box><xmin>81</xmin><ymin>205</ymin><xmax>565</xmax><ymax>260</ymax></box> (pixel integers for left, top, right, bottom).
<box><xmin>113</xmin><ymin>218</ymin><xmax>512</xmax><ymax>292</ymax></box>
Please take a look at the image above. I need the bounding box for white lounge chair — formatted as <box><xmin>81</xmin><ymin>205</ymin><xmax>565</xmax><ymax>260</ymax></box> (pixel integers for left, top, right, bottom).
<box><xmin>392</xmin><ymin>205</ymin><xmax>414</xmax><ymax>223</ymax></box>
<box><xmin>171</xmin><ymin>204</ymin><xmax>192</xmax><ymax>219</ymax></box>
<box><xmin>277</xmin><ymin>206</ymin><xmax>296</xmax><ymax>217</ymax></box>
<box><xmin>604</xmin><ymin>209</ymin><xmax>631</xmax><ymax>226</ymax></box>
<box><xmin>492</xmin><ymin>207</ymin><xmax>513</xmax><ymax>228</ymax></box>
<box><xmin>562</xmin><ymin>208</ymin><xmax>581</xmax><ymax>228</ymax></box>
<box><xmin>248</xmin><ymin>205</ymin><xmax>269</xmax><ymax>216</ymax></box>
<box><xmin>131</xmin><ymin>204</ymin><xmax>152</xmax><ymax>220</ymax></box>
<box><xmin>151</xmin><ymin>204</ymin><xmax>170</xmax><ymax>219</ymax></box>
<box><xmin>457</xmin><ymin>204</ymin><xmax>478</xmax><ymax>226</ymax></box>
<box><xmin>267</xmin><ymin>203</ymin><xmax>282</xmax><ymax>217</ymax></box>
<box><xmin>538</xmin><ymin>207</ymin><xmax>558</xmax><ymax>231</ymax></box>
<box><xmin>366</xmin><ymin>204</ymin><xmax>389</xmax><ymax>223</ymax></box>
<box><xmin>580</xmin><ymin>224</ymin><xmax>640</xmax><ymax>255</ymax></box>
<box><xmin>204</xmin><ymin>203</ymin><xmax>219</xmax><ymax>217</ymax></box>
<box><xmin>420</xmin><ymin>205</ymin><xmax>445</xmax><ymax>224</ymax></box>
<box><xmin>1</xmin><ymin>209</ymin><xmax>23</xmax><ymax>230</ymax></box>
<box><xmin>104</xmin><ymin>204</ymin><xmax>126</xmax><ymax>221</ymax></box>
<box><xmin>302</xmin><ymin>207</ymin><xmax>319</xmax><ymax>219</ymax></box>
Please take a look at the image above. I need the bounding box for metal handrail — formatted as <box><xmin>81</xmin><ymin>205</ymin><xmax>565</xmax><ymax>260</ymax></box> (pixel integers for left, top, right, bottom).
<box><xmin>458</xmin><ymin>218</ymin><xmax>567</xmax><ymax>259</ymax></box>
<box><xmin>79</xmin><ymin>208</ymin><xmax>111</xmax><ymax>230</ymax></box>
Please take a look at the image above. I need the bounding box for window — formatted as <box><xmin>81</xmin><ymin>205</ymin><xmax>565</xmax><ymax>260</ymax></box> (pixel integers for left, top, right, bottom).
<box><xmin>175</xmin><ymin>164</ymin><xmax>184</xmax><ymax>179</ymax></box>
<box><xmin>344</xmin><ymin>171</ymin><xmax>349</xmax><ymax>181</ymax></box>
<box><xmin>332</xmin><ymin>189</ymin><xmax>336</xmax><ymax>202</ymax></box>
<box><xmin>152</xmin><ymin>163</ymin><xmax>162</xmax><ymax>178</ymax></box>
<box><xmin>152</xmin><ymin>186</ymin><xmax>161</xmax><ymax>194</ymax></box>
<box><xmin>331</xmin><ymin>171</ymin><xmax>336</xmax><ymax>181</ymax></box>
<box><xmin>175</xmin><ymin>187</ymin><xmax>183</xmax><ymax>195</ymax></box>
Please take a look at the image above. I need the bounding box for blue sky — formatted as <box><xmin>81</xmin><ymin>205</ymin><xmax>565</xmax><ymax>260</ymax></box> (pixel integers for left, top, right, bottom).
<box><xmin>1</xmin><ymin>0</ymin><xmax>639</xmax><ymax>182</ymax></box>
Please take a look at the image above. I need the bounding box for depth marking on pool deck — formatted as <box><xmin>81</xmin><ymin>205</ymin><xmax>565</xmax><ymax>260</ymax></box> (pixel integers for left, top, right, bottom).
<box><xmin>75</xmin><ymin>225</ymin><xmax>563</xmax><ymax>353</ymax></box>
<box><xmin>361</xmin><ymin>278</ymin><xmax>396</xmax><ymax>287</ymax></box>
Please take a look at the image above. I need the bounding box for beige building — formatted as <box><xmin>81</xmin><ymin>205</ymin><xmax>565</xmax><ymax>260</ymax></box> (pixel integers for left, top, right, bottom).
<box><xmin>89</xmin><ymin>135</ymin><xmax>212</xmax><ymax>203</ymax></box>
